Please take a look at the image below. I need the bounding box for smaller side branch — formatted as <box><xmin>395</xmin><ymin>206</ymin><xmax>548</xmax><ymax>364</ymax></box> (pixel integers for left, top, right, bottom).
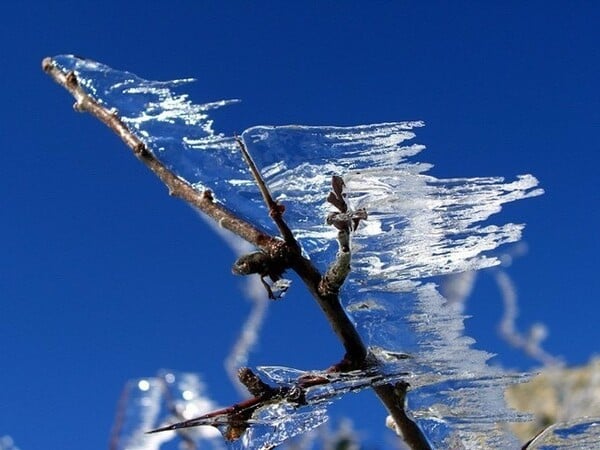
<box><xmin>319</xmin><ymin>175</ymin><xmax>364</xmax><ymax>300</ymax></box>
<box><xmin>43</xmin><ymin>58</ymin><xmax>431</xmax><ymax>450</ymax></box>
<box><xmin>148</xmin><ymin>367</ymin><xmax>308</xmax><ymax>441</ymax></box>
<box><xmin>319</xmin><ymin>229</ymin><xmax>351</xmax><ymax>297</ymax></box>
<box><xmin>235</xmin><ymin>136</ymin><xmax>298</xmax><ymax>248</ymax></box>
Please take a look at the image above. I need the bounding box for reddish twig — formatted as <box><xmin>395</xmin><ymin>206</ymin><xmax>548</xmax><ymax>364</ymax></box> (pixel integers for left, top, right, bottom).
<box><xmin>148</xmin><ymin>368</ymin><xmax>308</xmax><ymax>441</ymax></box>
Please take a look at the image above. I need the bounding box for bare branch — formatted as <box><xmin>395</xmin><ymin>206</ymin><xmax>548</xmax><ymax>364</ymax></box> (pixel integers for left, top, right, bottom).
<box><xmin>41</xmin><ymin>57</ymin><xmax>279</xmax><ymax>255</ymax></box>
<box><xmin>42</xmin><ymin>57</ymin><xmax>432</xmax><ymax>450</ymax></box>
<box><xmin>148</xmin><ymin>368</ymin><xmax>308</xmax><ymax>441</ymax></box>
<box><xmin>319</xmin><ymin>229</ymin><xmax>351</xmax><ymax>297</ymax></box>
<box><xmin>109</xmin><ymin>383</ymin><xmax>130</xmax><ymax>450</ymax></box>
<box><xmin>235</xmin><ymin>136</ymin><xmax>298</xmax><ymax>247</ymax></box>
<box><xmin>320</xmin><ymin>176</ymin><xmax>354</xmax><ymax>297</ymax></box>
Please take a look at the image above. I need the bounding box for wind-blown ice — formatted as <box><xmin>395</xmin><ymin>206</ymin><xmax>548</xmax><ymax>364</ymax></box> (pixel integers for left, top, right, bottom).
<box><xmin>51</xmin><ymin>55</ymin><xmax>571</xmax><ymax>448</ymax></box>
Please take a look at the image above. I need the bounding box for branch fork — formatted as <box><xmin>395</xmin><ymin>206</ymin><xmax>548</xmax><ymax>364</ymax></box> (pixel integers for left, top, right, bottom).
<box><xmin>43</xmin><ymin>57</ymin><xmax>431</xmax><ymax>450</ymax></box>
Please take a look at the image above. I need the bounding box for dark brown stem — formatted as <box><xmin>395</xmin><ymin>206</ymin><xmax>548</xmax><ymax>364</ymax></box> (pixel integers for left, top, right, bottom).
<box><xmin>235</xmin><ymin>136</ymin><xmax>299</xmax><ymax>248</ymax></box>
<box><xmin>42</xmin><ymin>57</ymin><xmax>431</xmax><ymax>450</ymax></box>
<box><xmin>291</xmin><ymin>254</ymin><xmax>367</xmax><ymax>364</ymax></box>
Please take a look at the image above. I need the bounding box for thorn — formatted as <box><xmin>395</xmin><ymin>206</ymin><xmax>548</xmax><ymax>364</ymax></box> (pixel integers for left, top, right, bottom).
<box><xmin>146</xmin><ymin>423</ymin><xmax>178</xmax><ymax>434</ymax></box>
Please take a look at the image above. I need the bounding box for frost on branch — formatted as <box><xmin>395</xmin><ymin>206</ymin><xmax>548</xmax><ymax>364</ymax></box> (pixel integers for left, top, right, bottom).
<box><xmin>46</xmin><ymin>55</ymin><xmax>575</xmax><ymax>448</ymax></box>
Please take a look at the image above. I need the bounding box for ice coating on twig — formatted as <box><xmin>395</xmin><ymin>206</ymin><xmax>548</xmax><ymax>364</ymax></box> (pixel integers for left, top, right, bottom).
<box><xmin>239</xmin><ymin>125</ymin><xmax>538</xmax><ymax>446</ymax></box>
<box><xmin>52</xmin><ymin>55</ymin><xmax>239</xmax><ymax>196</ymax></box>
<box><xmin>49</xmin><ymin>55</ymin><xmax>573</xmax><ymax>448</ymax></box>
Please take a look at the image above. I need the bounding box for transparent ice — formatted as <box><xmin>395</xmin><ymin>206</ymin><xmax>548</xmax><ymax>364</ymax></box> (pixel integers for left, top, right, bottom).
<box><xmin>51</xmin><ymin>55</ymin><xmax>586</xmax><ymax>448</ymax></box>
<box><xmin>110</xmin><ymin>370</ymin><xmax>222</xmax><ymax>450</ymax></box>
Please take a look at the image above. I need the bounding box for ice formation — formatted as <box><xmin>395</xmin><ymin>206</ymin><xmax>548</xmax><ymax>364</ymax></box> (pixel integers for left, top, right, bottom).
<box><xmin>51</xmin><ymin>55</ymin><xmax>567</xmax><ymax>449</ymax></box>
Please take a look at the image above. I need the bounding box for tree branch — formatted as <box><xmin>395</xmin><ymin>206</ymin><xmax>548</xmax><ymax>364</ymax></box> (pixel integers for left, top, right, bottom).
<box><xmin>42</xmin><ymin>56</ymin><xmax>432</xmax><ymax>450</ymax></box>
<box><xmin>41</xmin><ymin>57</ymin><xmax>277</xmax><ymax>254</ymax></box>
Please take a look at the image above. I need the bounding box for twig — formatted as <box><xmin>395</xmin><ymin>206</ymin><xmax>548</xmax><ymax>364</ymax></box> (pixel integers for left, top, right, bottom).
<box><xmin>149</xmin><ymin>368</ymin><xmax>308</xmax><ymax>440</ymax></box>
<box><xmin>42</xmin><ymin>57</ymin><xmax>432</xmax><ymax>450</ymax></box>
<box><xmin>319</xmin><ymin>228</ymin><xmax>351</xmax><ymax>297</ymax></box>
<box><xmin>235</xmin><ymin>136</ymin><xmax>298</xmax><ymax>247</ymax></box>
<box><xmin>41</xmin><ymin>56</ymin><xmax>367</xmax><ymax>369</ymax></box>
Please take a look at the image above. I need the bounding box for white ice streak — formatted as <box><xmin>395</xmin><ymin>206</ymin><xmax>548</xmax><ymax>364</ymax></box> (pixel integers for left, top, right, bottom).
<box><xmin>240</xmin><ymin>124</ymin><xmax>541</xmax><ymax>447</ymax></box>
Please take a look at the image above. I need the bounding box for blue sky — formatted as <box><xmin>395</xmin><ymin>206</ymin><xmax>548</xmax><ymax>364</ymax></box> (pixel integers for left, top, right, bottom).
<box><xmin>1</xmin><ymin>2</ymin><xmax>599</xmax><ymax>449</ymax></box>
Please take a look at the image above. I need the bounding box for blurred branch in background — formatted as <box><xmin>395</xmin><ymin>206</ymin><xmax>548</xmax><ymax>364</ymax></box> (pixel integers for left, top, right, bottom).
<box><xmin>495</xmin><ymin>269</ymin><xmax>561</xmax><ymax>367</ymax></box>
<box><xmin>199</xmin><ymin>213</ymin><xmax>272</xmax><ymax>396</ymax></box>
<box><xmin>441</xmin><ymin>243</ymin><xmax>600</xmax><ymax>445</ymax></box>
<box><xmin>507</xmin><ymin>358</ymin><xmax>600</xmax><ymax>443</ymax></box>
<box><xmin>441</xmin><ymin>243</ymin><xmax>560</xmax><ymax>366</ymax></box>
<box><xmin>0</xmin><ymin>436</ymin><xmax>20</xmax><ymax>450</ymax></box>
<box><xmin>109</xmin><ymin>371</ymin><xmax>222</xmax><ymax>450</ymax></box>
